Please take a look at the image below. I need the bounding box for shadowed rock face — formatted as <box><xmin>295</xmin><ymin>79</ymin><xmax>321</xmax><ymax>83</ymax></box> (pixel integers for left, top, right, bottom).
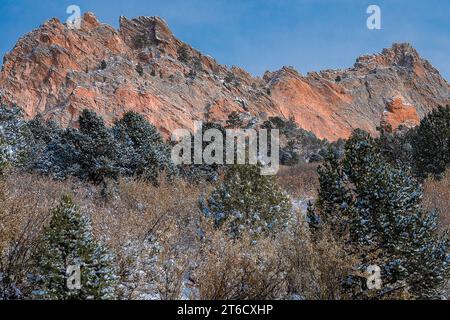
<box><xmin>0</xmin><ymin>13</ymin><xmax>448</xmax><ymax>140</ymax></box>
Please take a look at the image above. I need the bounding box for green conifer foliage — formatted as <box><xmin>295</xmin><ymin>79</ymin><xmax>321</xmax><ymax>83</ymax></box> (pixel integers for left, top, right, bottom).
<box><xmin>412</xmin><ymin>105</ymin><xmax>450</xmax><ymax>180</ymax></box>
<box><xmin>208</xmin><ymin>164</ymin><xmax>292</xmax><ymax>238</ymax></box>
<box><xmin>113</xmin><ymin>111</ymin><xmax>177</xmax><ymax>183</ymax></box>
<box><xmin>0</xmin><ymin>106</ymin><xmax>32</xmax><ymax>174</ymax></box>
<box><xmin>312</xmin><ymin>129</ymin><xmax>449</xmax><ymax>299</ymax></box>
<box><xmin>34</xmin><ymin>196</ymin><xmax>117</xmax><ymax>300</ymax></box>
<box><xmin>77</xmin><ymin>109</ymin><xmax>120</xmax><ymax>183</ymax></box>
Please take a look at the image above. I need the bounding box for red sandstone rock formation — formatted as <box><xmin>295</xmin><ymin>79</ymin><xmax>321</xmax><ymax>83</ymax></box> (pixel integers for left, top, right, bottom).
<box><xmin>0</xmin><ymin>13</ymin><xmax>448</xmax><ymax>140</ymax></box>
<box><xmin>381</xmin><ymin>96</ymin><xmax>420</xmax><ymax>130</ymax></box>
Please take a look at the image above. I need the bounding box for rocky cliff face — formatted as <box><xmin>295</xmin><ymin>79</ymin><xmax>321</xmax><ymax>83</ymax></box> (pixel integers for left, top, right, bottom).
<box><xmin>0</xmin><ymin>13</ymin><xmax>449</xmax><ymax>140</ymax></box>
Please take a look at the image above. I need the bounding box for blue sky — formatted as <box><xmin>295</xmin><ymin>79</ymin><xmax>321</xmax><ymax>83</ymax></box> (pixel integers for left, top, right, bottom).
<box><xmin>1</xmin><ymin>0</ymin><xmax>449</xmax><ymax>80</ymax></box>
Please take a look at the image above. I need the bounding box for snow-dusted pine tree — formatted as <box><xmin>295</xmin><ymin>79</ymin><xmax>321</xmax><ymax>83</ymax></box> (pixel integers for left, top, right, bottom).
<box><xmin>77</xmin><ymin>109</ymin><xmax>120</xmax><ymax>183</ymax></box>
<box><xmin>33</xmin><ymin>195</ymin><xmax>117</xmax><ymax>300</ymax></box>
<box><xmin>0</xmin><ymin>105</ymin><xmax>32</xmax><ymax>174</ymax></box>
<box><xmin>412</xmin><ymin>105</ymin><xmax>450</xmax><ymax>180</ymax></box>
<box><xmin>207</xmin><ymin>163</ymin><xmax>292</xmax><ymax>238</ymax></box>
<box><xmin>113</xmin><ymin>111</ymin><xmax>177</xmax><ymax>184</ymax></box>
<box><xmin>310</xmin><ymin>149</ymin><xmax>353</xmax><ymax>237</ymax></box>
<box><xmin>312</xmin><ymin>129</ymin><xmax>449</xmax><ymax>299</ymax></box>
<box><xmin>116</xmin><ymin>237</ymin><xmax>161</xmax><ymax>300</ymax></box>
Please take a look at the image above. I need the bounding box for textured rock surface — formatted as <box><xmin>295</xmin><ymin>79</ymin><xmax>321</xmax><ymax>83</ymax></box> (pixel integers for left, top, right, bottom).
<box><xmin>0</xmin><ymin>13</ymin><xmax>449</xmax><ymax>140</ymax></box>
<box><xmin>381</xmin><ymin>96</ymin><xmax>420</xmax><ymax>129</ymax></box>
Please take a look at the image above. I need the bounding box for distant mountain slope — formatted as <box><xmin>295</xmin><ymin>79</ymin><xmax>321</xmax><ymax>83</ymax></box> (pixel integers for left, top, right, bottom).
<box><xmin>0</xmin><ymin>12</ymin><xmax>448</xmax><ymax>140</ymax></box>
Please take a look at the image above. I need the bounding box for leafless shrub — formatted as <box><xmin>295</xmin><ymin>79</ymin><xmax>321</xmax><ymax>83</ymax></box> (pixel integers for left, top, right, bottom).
<box><xmin>277</xmin><ymin>163</ymin><xmax>319</xmax><ymax>198</ymax></box>
<box><xmin>192</xmin><ymin>219</ymin><xmax>287</xmax><ymax>300</ymax></box>
<box><xmin>0</xmin><ymin>172</ymin><xmax>362</xmax><ymax>300</ymax></box>
<box><xmin>423</xmin><ymin>169</ymin><xmax>450</xmax><ymax>299</ymax></box>
<box><xmin>88</xmin><ymin>177</ymin><xmax>206</xmax><ymax>300</ymax></box>
<box><xmin>0</xmin><ymin>173</ymin><xmax>74</xmax><ymax>298</ymax></box>
<box><xmin>192</xmin><ymin>211</ymin><xmax>357</xmax><ymax>300</ymax></box>
<box><xmin>279</xmin><ymin>217</ymin><xmax>358</xmax><ymax>300</ymax></box>
<box><xmin>423</xmin><ymin>168</ymin><xmax>450</xmax><ymax>232</ymax></box>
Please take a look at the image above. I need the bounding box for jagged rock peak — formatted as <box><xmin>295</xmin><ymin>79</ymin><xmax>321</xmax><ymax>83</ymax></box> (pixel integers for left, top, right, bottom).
<box><xmin>381</xmin><ymin>43</ymin><xmax>420</xmax><ymax>65</ymax></box>
<box><xmin>0</xmin><ymin>14</ymin><xmax>448</xmax><ymax>141</ymax></box>
<box><xmin>353</xmin><ymin>42</ymin><xmax>439</xmax><ymax>74</ymax></box>
<box><xmin>119</xmin><ymin>15</ymin><xmax>174</xmax><ymax>47</ymax></box>
<box><xmin>82</xmin><ymin>12</ymin><xmax>101</xmax><ymax>29</ymax></box>
<box><xmin>263</xmin><ymin>66</ymin><xmax>302</xmax><ymax>84</ymax></box>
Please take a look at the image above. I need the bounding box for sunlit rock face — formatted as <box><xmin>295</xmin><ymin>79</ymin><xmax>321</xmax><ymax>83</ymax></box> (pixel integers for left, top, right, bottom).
<box><xmin>0</xmin><ymin>14</ymin><xmax>448</xmax><ymax>140</ymax></box>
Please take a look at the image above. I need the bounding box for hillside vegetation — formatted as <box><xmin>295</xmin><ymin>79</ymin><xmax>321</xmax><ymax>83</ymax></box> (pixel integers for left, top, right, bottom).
<box><xmin>0</xmin><ymin>105</ymin><xmax>449</xmax><ymax>300</ymax></box>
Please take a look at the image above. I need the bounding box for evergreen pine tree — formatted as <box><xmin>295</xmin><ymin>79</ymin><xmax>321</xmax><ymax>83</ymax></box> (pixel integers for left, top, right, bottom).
<box><xmin>312</xmin><ymin>129</ymin><xmax>449</xmax><ymax>299</ymax></box>
<box><xmin>280</xmin><ymin>140</ymin><xmax>301</xmax><ymax>165</ymax></box>
<box><xmin>412</xmin><ymin>105</ymin><xmax>450</xmax><ymax>180</ymax></box>
<box><xmin>77</xmin><ymin>109</ymin><xmax>120</xmax><ymax>183</ymax></box>
<box><xmin>375</xmin><ymin>124</ymin><xmax>415</xmax><ymax>169</ymax></box>
<box><xmin>27</xmin><ymin>114</ymin><xmax>62</xmax><ymax>145</ymax></box>
<box><xmin>207</xmin><ymin>164</ymin><xmax>292</xmax><ymax>238</ymax></box>
<box><xmin>0</xmin><ymin>105</ymin><xmax>32</xmax><ymax>173</ymax></box>
<box><xmin>26</xmin><ymin>114</ymin><xmax>66</xmax><ymax>177</ymax></box>
<box><xmin>113</xmin><ymin>111</ymin><xmax>177</xmax><ymax>183</ymax></box>
<box><xmin>178</xmin><ymin>121</ymin><xmax>226</xmax><ymax>183</ymax></box>
<box><xmin>100</xmin><ymin>60</ymin><xmax>107</xmax><ymax>70</ymax></box>
<box><xmin>309</xmin><ymin>149</ymin><xmax>353</xmax><ymax>237</ymax></box>
<box><xmin>29</xmin><ymin>126</ymin><xmax>82</xmax><ymax>180</ymax></box>
<box><xmin>34</xmin><ymin>196</ymin><xmax>117</xmax><ymax>300</ymax></box>
<box><xmin>135</xmin><ymin>63</ymin><xmax>144</xmax><ymax>77</ymax></box>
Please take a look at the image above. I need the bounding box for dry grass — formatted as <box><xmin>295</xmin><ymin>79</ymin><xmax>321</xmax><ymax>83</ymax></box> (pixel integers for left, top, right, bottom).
<box><xmin>423</xmin><ymin>169</ymin><xmax>450</xmax><ymax>299</ymax></box>
<box><xmin>0</xmin><ymin>172</ymin><xmax>77</xmax><ymax>297</ymax></box>
<box><xmin>192</xmin><ymin>213</ymin><xmax>358</xmax><ymax>300</ymax></box>
<box><xmin>0</xmin><ymin>173</ymin><xmax>208</xmax><ymax>299</ymax></box>
<box><xmin>279</xmin><ymin>217</ymin><xmax>358</xmax><ymax>300</ymax></box>
<box><xmin>423</xmin><ymin>168</ymin><xmax>450</xmax><ymax>232</ymax></box>
<box><xmin>1</xmin><ymin>171</ymin><xmax>356</xmax><ymax>300</ymax></box>
<box><xmin>193</xmin><ymin>223</ymin><xmax>287</xmax><ymax>300</ymax></box>
<box><xmin>87</xmin><ymin>177</ymin><xmax>207</xmax><ymax>299</ymax></box>
<box><xmin>277</xmin><ymin>163</ymin><xmax>319</xmax><ymax>198</ymax></box>
<box><xmin>4</xmin><ymin>165</ymin><xmax>447</xmax><ymax>300</ymax></box>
